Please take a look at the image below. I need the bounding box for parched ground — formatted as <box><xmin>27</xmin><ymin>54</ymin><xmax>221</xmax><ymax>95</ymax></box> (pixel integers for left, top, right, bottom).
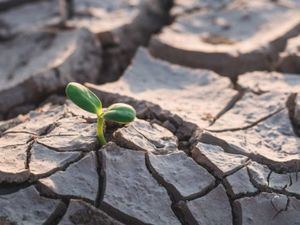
<box><xmin>0</xmin><ymin>0</ymin><xmax>300</xmax><ymax>225</ymax></box>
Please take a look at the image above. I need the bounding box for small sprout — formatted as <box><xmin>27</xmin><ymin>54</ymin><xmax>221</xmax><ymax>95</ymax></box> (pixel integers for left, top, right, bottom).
<box><xmin>66</xmin><ymin>82</ymin><xmax>136</xmax><ymax>145</ymax></box>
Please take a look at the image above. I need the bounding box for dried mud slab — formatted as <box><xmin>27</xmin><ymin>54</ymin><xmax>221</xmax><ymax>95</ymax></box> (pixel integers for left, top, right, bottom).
<box><xmin>178</xmin><ymin>185</ymin><xmax>233</xmax><ymax>225</ymax></box>
<box><xmin>6</xmin><ymin>105</ymin><xmax>64</xmax><ymax>135</ymax></box>
<box><xmin>234</xmin><ymin>192</ymin><xmax>300</xmax><ymax>225</ymax></box>
<box><xmin>37</xmin><ymin>116</ymin><xmax>98</xmax><ymax>152</ymax></box>
<box><xmin>192</xmin><ymin>142</ymin><xmax>248</xmax><ymax>178</ymax></box>
<box><xmin>0</xmin><ymin>132</ymin><xmax>31</xmax><ymax>147</ymax></box>
<box><xmin>0</xmin><ymin>143</ymin><xmax>30</xmax><ymax>183</ymax></box>
<box><xmin>58</xmin><ymin>200</ymin><xmax>124</xmax><ymax>225</ymax></box>
<box><xmin>208</xmin><ymin>91</ymin><xmax>289</xmax><ymax>131</ymax></box>
<box><xmin>247</xmin><ymin>161</ymin><xmax>271</xmax><ymax>188</ymax></box>
<box><xmin>29</xmin><ymin>143</ymin><xmax>82</xmax><ymax>179</ymax></box>
<box><xmin>113</xmin><ymin>119</ymin><xmax>178</xmax><ymax>154</ymax></box>
<box><xmin>0</xmin><ymin>28</ymin><xmax>101</xmax><ymax>117</ymax></box>
<box><xmin>0</xmin><ymin>186</ymin><xmax>64</xmax><ymax>225</ymax></box>
<box><xmin>147</xmin><ymin>151</ymin><xmax>215</xmax><ymax>201</ymax></box>
<box><xmin>200</xmin><ymin>109</ymin><xmax>300</xmax><ymax>172</ymax></box>
<box><xmin>238</xmin><ymin>71</ymin><xmax>300</xmax><ymax>93</ymax></box>
<box><xmin>88</xmin><ymin>48</ymin><xmax>238</xmax><ymax>128</ymax></box>
<box><xmin>171</xmin><ymin>0</ymin><xmax>232</xmax><ymax>16</ymax></box>
<box><xmin>0</xmin><ymin>128</ymin><xmax>32</xmax><ymax>183</ymax></box>
<box><xmin>38</xmin><ymin>152</ymin><xmax>99</xmax><ymax>203</ymax></box>
<box><xmin>0</xmin><ymin>115</ymin><xmax>26</xmax><ymax>134</ymax></box>
<box><xmin>100</xmin><ymin>143</ymin><xmax>181</xmax><ymax>225</ymax></box>
<box><xmin>150</xmin><ymin>0</ymin><xmax>300</xmax><ymax>77</ymax></box>
<box><xmin>277</xmin><ymin>35</ymin><xmax>300</xmax><ymax>74</ymax></box>
<box><xmin>269</xmin><ymin>172</ymin><xmax>300</xmax><ymax>197</ymax></box>
<box><xmin>171</xmin><ymin>0</ymin><xmax>300</xmax><ymax>18</ymax></box>
<box><xmin>224</xmin><ymin>167</ymin><xmax>258</xmax><ymax>198</ymax></box>
<box><xmin>0</xmin><ymin>0</ymin><xmax>58</xmax><ymax>37</ymax></box>
<box><xmin>248</xmin><ymin>161</ymin><xmax>300</xmax><ymax>197</ymax></box>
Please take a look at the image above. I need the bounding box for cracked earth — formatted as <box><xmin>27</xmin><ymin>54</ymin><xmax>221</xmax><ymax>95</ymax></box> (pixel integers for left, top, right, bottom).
<box><xmin>0</xmin><ymin>0</ymin><xmax>300</xmax><ymax>225</ymax></box>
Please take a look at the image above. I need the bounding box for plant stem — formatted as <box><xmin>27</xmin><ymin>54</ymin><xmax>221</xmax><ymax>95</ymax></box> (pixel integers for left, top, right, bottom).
<box><xmin>97</xmin><ymin>117</ymin><xmax>107</xmax><ymax>146</ymax></box>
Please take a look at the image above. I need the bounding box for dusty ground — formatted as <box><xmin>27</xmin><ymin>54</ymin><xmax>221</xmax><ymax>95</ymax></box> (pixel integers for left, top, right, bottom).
<box><xmin>0</xmin><ymin>0</ymin><xmax>300</xmax><ymax>225</ymax></box>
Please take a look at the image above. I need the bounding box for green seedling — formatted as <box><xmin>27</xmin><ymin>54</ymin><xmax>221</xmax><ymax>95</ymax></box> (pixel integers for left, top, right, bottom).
<box><xmin>66</xmin><ymin>82</ymin><xmax>136</xmax><ymax>145</ymax></box>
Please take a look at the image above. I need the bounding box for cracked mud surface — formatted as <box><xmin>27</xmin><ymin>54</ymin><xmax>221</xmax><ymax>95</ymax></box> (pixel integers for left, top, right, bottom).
<box><xmin>0</xmin><ymin>28</ymin><xmax>102</xmax><ymax>118</ymax></box>
<box><xmin>86</xmin><ymin>46</ymin><xmax>300</xmax><ymax>224</ymax></box>
<box><xmin>0</xmin><ymin>0</ymin><xmax>172</xmax><ymax>119</ymax></box>
<box><xmin>2</xmin><ymin>46</ymin><xmax>299</xmax><ymax>224</ymax></box>
<box><xmin>1</xmin><ymin>0</ymin><xmax>300</xmax><ymax>224</ymax></box>
<box><xmin>90</xmin><ymin>48</ymin><xmax>239</xmax><ymax>129</ymax></box>
<box><xmin>149</xmin><ymin>0</ymin><xmax>300</xmax><ymax>78</ymax></box>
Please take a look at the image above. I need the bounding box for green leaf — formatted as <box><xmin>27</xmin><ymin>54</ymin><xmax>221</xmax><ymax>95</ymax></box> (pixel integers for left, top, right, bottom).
<box><xmin>102</xmin><ymin>103</ymin><xmax>136</xmax><ymax>123</ymax></box>
<box><xmin>66</xmin><ymin>82</ymin><xmax>102</xmax><ymax>115</ymax></box>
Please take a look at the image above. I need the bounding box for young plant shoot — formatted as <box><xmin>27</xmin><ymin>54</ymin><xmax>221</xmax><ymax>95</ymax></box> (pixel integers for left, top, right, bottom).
<box><xmin>65</xmin><ymin>82</ymin><xmax>136</xmax><ymax>145</ymax></box>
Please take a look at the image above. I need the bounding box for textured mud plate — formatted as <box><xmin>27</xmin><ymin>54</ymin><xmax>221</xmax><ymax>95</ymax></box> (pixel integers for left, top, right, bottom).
<box><xmin>150</xmin><ymin>0</ymin><xmax>300</xmax><ymax>77</ymax></box>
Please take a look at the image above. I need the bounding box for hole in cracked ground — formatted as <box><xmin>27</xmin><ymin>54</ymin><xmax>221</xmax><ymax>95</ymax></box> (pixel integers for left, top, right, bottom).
<box><xmin>104</xmin><ymin>121</ymin><xmax>125</xmax><ymax>144</ymax></box>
